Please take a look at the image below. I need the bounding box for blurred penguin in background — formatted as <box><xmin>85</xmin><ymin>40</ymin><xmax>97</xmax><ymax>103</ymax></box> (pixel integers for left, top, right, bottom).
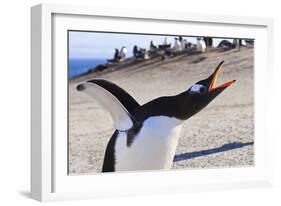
<box><xmin>120</xmin><ymin>46</ymin><xmax>127</xmax><ymax>60</ymax></box>
<box><xmin>150</xmin><ymin>40</ymin><xmax>157</xmax><ymax>51</ymax></box>
<box><xmin>203</xmin><ymin>37</ymin><xmax>213</xmax><ymax>48</ymax></box>
<box><xmin>173</xmin><ymin>37</ymin><xmax>182</xmax><ymax>51</ymax></box>
<box><xmin>196</xmin><ymin>37</ymin><xmax>206</xmax><ymax>52</ymax></box>
<box><xmin>163</xmin><ymin>37</ymin><xmax>169</xmax><ymax>45</ymax></box>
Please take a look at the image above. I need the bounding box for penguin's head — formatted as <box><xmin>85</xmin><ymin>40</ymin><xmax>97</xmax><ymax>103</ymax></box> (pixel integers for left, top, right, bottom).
<box><xmin>182</xmin><ymin>61</ymin><xmax>236</xmax><ymax>119</ymax></box>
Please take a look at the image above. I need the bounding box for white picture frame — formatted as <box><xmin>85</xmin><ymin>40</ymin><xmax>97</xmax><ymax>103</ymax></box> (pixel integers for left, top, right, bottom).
<box><xmin>31</xmin><ymin>3</ymin><xmax>274</xmax><ymax>202</ymax></box>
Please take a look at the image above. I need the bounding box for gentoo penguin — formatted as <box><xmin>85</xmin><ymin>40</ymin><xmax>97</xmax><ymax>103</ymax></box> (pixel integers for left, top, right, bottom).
<box><xmin>150</xmin><ymin>40</ymin><xmax>157</xmax><ymax>50</ymax></box>
<box><xmin>245</xmin><ymin>39</ymin><xmax>254</xmax><ymax>46</ymax></box>
<box><xmin>173</xmin><ymin>38</ymin><xmax>182</xmax><ymax>51</ymax></box>
<box><xmin>217</xmin><ymin>40</ymin><xmax>234</xmax><ymax>50</ymax></box>
<box><xmin>114</xmin><ymin>48</ymin><xmax>121</xmax><ymax>61</ymax></box>
<box><xmin>233</xmin><ymin>39</ymin><xmax>239</xmax><ymax>49</ymax></box>
<box><xmin>196</xmin><ymin>37</ymin><xmax>206</xmax><ymax>52</ymax></box>
<box><xmin>120</xmin><ymin>46</ymin><xmax>127</xmax><ymax>59</ymax></box>
<box><xmin>203</xmin><ymin>37</ymin><xmax>213</xmax><ymax>48</ymax></box>
<box><xmin>178</xmin><ymin>36</ymin><xmax>183</xmax><ymax>42</ymax></box>
<box><xmin>107</xmin><ymin>48</ymin><xmax>121</xmax><ymax>63</ymax></box>
<box><xmin>133</xmin><ymin>45</ymin><xmax>147</xmax><ymax>60</ymax></box>
<box><xmin>76</xmin><ymin>61</ymin><xmax>235</xmax><ymax>172</ymax></box>
<box><xmin>163</xmin><ymin>37</ymin><xmax>169</xmax><ymax>45</ymax></box>
<box><xmin>133</xmin><ymin>45</ymin><xmax>138</xmax><ymax>58</ymax></box>
<box><xmin>182</xmin><ymin>39</ymin><xmax>188</xmax><ymax>50</ymax></box>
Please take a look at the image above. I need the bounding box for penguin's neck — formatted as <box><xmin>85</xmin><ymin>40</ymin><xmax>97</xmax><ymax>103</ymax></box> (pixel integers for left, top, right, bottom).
<box><xmin>134</xmin><ymin>92</ymin><xmax>190</xmax><ymax>122</ymax></box>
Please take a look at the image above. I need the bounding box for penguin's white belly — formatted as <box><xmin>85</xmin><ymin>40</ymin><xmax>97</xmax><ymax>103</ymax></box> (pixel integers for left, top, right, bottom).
<box><xmin>115</xmin><ymin>116</ymin><xmax>183</xmax><ymax>171</ymax></box>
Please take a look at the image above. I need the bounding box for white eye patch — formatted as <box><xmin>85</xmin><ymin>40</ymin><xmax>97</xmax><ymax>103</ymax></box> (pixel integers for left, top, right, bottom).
<box><xmin>190</xmin><ymin>84</ymin><xmax>205</xmax><ymax>93</ymax></box>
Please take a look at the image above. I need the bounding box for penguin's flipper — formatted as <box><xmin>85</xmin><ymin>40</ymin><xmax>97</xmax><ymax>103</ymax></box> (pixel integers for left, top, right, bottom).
<box><xmin>86</xmin><ymin>79</ymin><xmax>140</xmax><ymax>113</ymax></box>
<box><xmin>77</xmin><ymin>79</ymin><xmax>140</xmax><ymax>131</ymax></box>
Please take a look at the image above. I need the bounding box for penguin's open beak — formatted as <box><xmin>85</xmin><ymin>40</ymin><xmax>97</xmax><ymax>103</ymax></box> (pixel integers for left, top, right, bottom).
<box><xmin>207</xmin><ymin>61</ymin><xmax>236</xmax><ymax>92</ymax></box>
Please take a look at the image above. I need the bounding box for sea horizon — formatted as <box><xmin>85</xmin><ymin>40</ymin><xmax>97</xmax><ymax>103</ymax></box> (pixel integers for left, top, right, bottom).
<box><xmin>69</xmin><ymin>58</ymin><xmax>107</xmax><ymax>79</ymax></box>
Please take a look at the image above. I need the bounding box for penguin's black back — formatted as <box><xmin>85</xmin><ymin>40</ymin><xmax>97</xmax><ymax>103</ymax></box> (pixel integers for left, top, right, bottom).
<box><xmin>102</xmin><ymin>131</ymin><xmax>119</xmax><ymax>172</ymax></box>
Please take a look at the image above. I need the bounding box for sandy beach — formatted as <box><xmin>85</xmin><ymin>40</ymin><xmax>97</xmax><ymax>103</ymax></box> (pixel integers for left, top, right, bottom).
<box><xmin>68</xmin><ymin>47</ymin><xmax>254</xmax><ymax>174</ymax></box>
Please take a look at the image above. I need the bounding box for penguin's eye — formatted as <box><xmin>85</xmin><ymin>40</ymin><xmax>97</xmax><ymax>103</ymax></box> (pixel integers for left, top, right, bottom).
<box><xmin>199</xmin><ymin>86</ymin><xmax>205</xmax><ymax>93</ymax></box>
<box><xmin>190</xmin><ymin>84</ymin><xmax>206</xmax><ymax>94</ymax></box>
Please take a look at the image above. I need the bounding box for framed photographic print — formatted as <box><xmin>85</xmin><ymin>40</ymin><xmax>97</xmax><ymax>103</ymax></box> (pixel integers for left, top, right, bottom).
<box><xmin>31</xmin><ymin>3</ymin><xmax>274</xmax><ymax>201</ymax></box>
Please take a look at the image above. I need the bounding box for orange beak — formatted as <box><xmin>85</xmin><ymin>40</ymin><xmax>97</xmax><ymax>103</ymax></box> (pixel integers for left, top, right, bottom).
<box><xmin>208</xmin><ymin>61</ymin><xmax>236</xmax><ymax>92</ymax></box>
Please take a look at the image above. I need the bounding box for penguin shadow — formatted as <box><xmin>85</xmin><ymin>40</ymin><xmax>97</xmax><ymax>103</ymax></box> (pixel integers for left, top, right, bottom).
<box><xmin>173</xmin><ymin>141</ymin><xmax>254</xmax><ymax>162</ymax></box>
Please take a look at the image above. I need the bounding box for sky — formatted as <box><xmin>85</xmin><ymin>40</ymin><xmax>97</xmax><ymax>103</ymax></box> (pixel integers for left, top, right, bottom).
<box><xmin>68</xmin><ymin>31</ymin><xmax>231</xmax><ymax>60</ymax></box>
